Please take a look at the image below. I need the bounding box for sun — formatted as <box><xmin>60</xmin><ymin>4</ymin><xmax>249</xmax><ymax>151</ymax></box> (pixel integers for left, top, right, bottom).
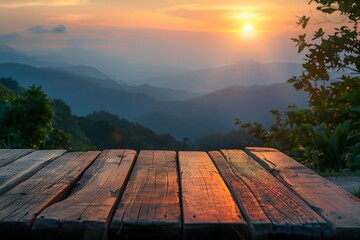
<box><xmin>244</xmin><ymin>23</ymin><xmax>254</xmax><ymax>33</ymax></box>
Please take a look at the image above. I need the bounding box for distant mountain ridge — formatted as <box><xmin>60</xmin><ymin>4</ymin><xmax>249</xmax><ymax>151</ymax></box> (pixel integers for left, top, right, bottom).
<box><xmin>0</xmin><ymin>45</ymin><xmax>308</xmax><ymax>140</ymax></box>
<box><xmin>135</xmin><ymin>83</ymin><xmax>307</xmax><ymax>139</ymax></box>
<box><xmin>0</xmin><ymin>45</ymin><xmax>188</xmax><ymax>81</ymax></box>
<box><xmin>52</xmin><ymin>65</ymin><xmax>110</xmax><ymax>80</ymax></box>
<box><xmin>0</xmin><ymin>45</ymin><xmax>25</xmax><ymax>55</ymax></box>
<box><xmin>0</xmin><ymin>45</ymin><xmax>46</xmax><ymax>67</ymax></box>
<box><xmin>0</xmin><ymin>63</ymin><xmax>163</xmax><ymax>118</ymax></box>
<box><xmin>136</xmin><ymin>61</ymin><xmax>303</xmax><ymax>92</ymax></box>
<box><xmin>0</xmin><ymin>62</ymin><xmax>307</xmax><ymax>140</ymax></box>
<box><xmin>30</xmin><ymin>47</ymin><xmax>188</xmax><ymax>81</ymax></box>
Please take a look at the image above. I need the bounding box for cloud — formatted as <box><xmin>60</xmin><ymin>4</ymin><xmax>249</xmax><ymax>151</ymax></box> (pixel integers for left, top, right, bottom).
<box><xmin>52</xmin><ymin>25</ymin><xmax>67</xmax><ymax>33</ymax></box>
<box><xmin>0</xmin><ymin>0</ymin><xmax>87</xmax><ymax>8</ymax></box>
<box><xmin>28</xmin><ymin>25</ymin><xmax>49</xmax><ymax>34</ymax></box>
<box><xmin>28</xmin><ymin>25</ymin><xmax>67</xmax><ymax>34</ymax></box>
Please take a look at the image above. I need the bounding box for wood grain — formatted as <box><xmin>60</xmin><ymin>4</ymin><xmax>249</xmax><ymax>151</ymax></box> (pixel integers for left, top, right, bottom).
<box><xmin>0</xmin><ymin>149</ymin><xmax>33</xmax><ymax>168</ymax></box>
<box><xmin>32</xmin><ymin>149</ymin><xmax>137</xmax><ymax>240</ymax></box>
<box><xmin>0</xmin><ymin>149</ymin><xmax>11</xmax><ymax>155</ymax></box>
<box><xmin>0</xmin><ymin>150</ymin><xmax>66</xmax><ymax>196</ymax></box>
<box><xmin>246</xmin><ymin>147</ymin><xmax>360</xmax><ymax>240</ymax></box>
<box><xmin>110</xmin><ymin>150</ymin><xmax>181</xmax><ymax>240</ymax></box>
<box><xmin>210</xmin><ymin>150</ymin><xmax>328</xmax><ymax>239</ymax></box>
<box><xmin>179</xmin><ymin>151</ymin><xmax>248</xmax><ymax>240</ymax></box>
<box><xmin>0</xmin><ymin>151</ymin><xmax>99</xmax><ymax>239</ymax></box>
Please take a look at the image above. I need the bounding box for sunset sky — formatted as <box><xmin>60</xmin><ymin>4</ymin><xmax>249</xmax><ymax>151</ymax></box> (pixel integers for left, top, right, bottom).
<box><xmin>0</xmin><ymin>0</ymin><xmax>346</xmax><ymax>68</ymax></box>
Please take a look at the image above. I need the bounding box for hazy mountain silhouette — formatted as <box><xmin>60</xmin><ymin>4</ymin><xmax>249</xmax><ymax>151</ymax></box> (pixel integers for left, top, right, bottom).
<box><xmin>0</xmin><ymin>45</ymin><xmax>25</xmax><ymax>55</ymax></box>
<box><xmin>122</xmin><ymin>84</ymin><xmax>201</xmax><ymax>101</ymax></box>
<box><xmin>0</xmin><ymin>62</ymin><xmax>307</xmax><ymax>140</ymax></box>
<box><xmin>0</xmin><ymin>49</ymin><xmax>308</xmax><ymax>140</ymax></box>
<box><xmin>33</xmin><ymin>47</ymin><xmax>188</xmax><ymax>81</ymax></box>
<box><xmin>0</xmin><ymin>45</ymin><xmax>45</xmax><ymax>66</ymax></box>
<box><xmin>136</xmin><ymin>61</ymin><xmax>303</xmax><ymax>92</ymax></box>
<box><xmin>53</xmin><ymin>65</ymin><xmax>110</xmax><ymax>80</ymax></box>
<box><xmin>0</xmin><ymin>63</ymin><xmax>164</xmax><ymax>118</ymax></box>
<box><xmin>0</xmin><ymin>63</ymin><xmax>196</xmax><ymax>101</ymax></box>
<box><xmin>1</xmin><ymin>45</ymin><xmax>188</xmax><ymax>81</ymax></box>
<box><xmin>135</xmin><ymin>84</ymin><xmax>307</xmax><ymax>139</ymax></box>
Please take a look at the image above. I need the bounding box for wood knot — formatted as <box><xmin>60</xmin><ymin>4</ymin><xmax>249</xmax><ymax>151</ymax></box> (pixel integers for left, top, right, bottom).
<box><xmin>109</xmin><ymin>189</ymin><xmax>119</xmax><ymax>197</ymax></box>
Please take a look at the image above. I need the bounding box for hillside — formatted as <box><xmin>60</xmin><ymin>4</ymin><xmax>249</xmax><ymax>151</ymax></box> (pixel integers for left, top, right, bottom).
<box><xmin>135</xmin><ymin>83</ymin><xmax>308</xmax><ymax>140</ymax></box>
<box><xmin>135</xmin><ymin>61</ymin><xmax>302</xmax><ymax>92</ymax></box>
<box><xmin>0</xmin><ymin>45</ymin><xmax>45</xmax><ymax>67</ymax></box>
<box><xmin>0</xmin><ymin>79</ymin><xmax>188</xmax><ymax>150</ymax></box>
<box><xmin>0</xmin><ymin>62</ymin><xmax>307</xmax><ymax>141</ymax></box>
<box><xmin>0</xmin><ymin>63</ymin><xmax>163</xmax><ymax>118</ymax></box>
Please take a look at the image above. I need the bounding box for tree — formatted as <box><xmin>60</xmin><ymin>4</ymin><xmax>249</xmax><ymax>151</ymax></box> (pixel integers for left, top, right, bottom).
<box><xmin>51</xmin><ymin>99</ymin><xmax>93</xmax><ymax>150</ymax></box>
<box><xmin>238</xmin><ymin>0</ymin><xmax>360</xmax><ymax>170</ymax></box>
<box><xmin>0</xmin><ymin>85</ymin><xmax>54</xmax><ymax>148</ymax></box>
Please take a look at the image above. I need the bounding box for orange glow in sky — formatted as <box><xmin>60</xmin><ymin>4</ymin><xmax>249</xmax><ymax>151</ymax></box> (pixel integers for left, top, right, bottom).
<box><xmin>0</xmin><ymin>0</ymin><xmax>343</xmax><ymax>68</ymax></box>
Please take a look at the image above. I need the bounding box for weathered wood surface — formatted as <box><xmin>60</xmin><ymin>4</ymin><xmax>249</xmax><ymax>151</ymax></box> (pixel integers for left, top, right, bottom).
<box><xmin>178</xmin><ymin>151</ymin><xmax>248</xmax><ymax>240</ymax></box>
<box><xmin>210</xmin><ymin>150</ymin><xmax>328</xmax><ymax>239</ymax></box>
<box><xmin>0</xmin><ymin>148</ymin><xmax>359</xmax><ymax>240</ymax></box>
<box><xmin>0</xmin><ymin>149</ymin><xmax>33</xmax><ymax>168</ymax></box>
<box><xmin>32</xmin><ymin>150</ymin><xmax>136</xmax><ymax>240</ymax></box>
<box><xmin>110</xmin><ymin>150</ymin><xmax>181</xmax><ymax>240</ymax></box>
<box><xmin>0</xmin><ymin>149</ymin><xmax>11</xmax><ymax>155</ymax></box>
<box><xmin>0</xmin><ymin>151</ymin><xmax>99</xmax><ymax>239</ymax></box>
<box><xmin>0</xmin><ymin>150</ymin><xmax>66</xmax><ymax>196</ymax></box>
<box><xmin>246</xmin><ymin>147</ymin><xmax>360</xmax><ymax>240</ymax></box>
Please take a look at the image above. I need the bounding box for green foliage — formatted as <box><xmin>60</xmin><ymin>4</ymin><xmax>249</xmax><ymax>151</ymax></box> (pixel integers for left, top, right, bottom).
<box><xmin>194</xmin><ymin>129</ymin><xmax>261</xmax><ymax>151</ymax></box>
<box><xmin>0</xmin><ymin>79</ymin><xmax>82</xmax><ymax>150</ymax></box>
<box><xmin>308</xmin><ymin>121</ymin><xmax>359</xmax><ymax>169</ymax></box>
<box><xmin>0</xmin><ymin>77</ymin><xmax>22</xmax><ymax>95</ymax></box>
<box><xmin>237</xmin><ymin>0</ymin><xmax>360</xmax><ymax>170</ymax></box>
<box><xmin>0</xmin><ymin>85</ymin><xmax>54</xmax><ymax>148</ymax></box>
<box><xmin>78</xmin><ymin>111</ymin><xmax>189</xmax><ymax>150</ymax></box>
<box><xmin>0</xmin><ymin>83</ymin><xmax>15</xmax><ymax>102</ymax></box>
<box><xmin>51</xmin><ymin>99</ymin><xmax>94</xmax><ymax>150</ymax></box>
<box><xmin>0</xmin><ymin>78</ymin><xmax>189</xmax><ymax>151</ymax></box>
<box><xmin>0</xmin><ymin>77</ymin><xmax>190</xmax><ymax>150</ymax></box>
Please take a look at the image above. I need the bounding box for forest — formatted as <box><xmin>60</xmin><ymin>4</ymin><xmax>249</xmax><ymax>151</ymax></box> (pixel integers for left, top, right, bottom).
<box><xmin>0</xmin><ymin>77</ymin><xmax>189</xmax><ymax>151</ymax></box>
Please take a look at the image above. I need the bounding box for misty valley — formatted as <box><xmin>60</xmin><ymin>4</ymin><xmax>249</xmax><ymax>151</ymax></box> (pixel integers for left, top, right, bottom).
<box><xmin>0</xmin><ymin>45</ymin><xmax>307</xmax><ymax>149</ymax></box>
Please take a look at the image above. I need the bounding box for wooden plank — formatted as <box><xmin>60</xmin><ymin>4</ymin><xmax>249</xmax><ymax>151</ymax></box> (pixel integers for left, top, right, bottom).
<box><xmin>32</xmin><ymin>149</ymin><xmax>137</xmax><ymax>240</ymax></box>
<box><xmin>110</xmin><ymin>150</ymin><xmax>181</xmax><ymax>240</ymax></box>
<box><xmin>178</xmin><ymin>151</ymin><xmax>248</xmax><ymax>240</ymax></box>
<box><xmin>0</xmin><ymin>151</ymin><xmax>99</xmax><ymax>239</ymax></box>
<box><xmin>246</xmin><ymin>147</ymin><xmax>360</xmax><ymax>240</ymax></box>
<box><xmin>0</xmin><ymin>149</ymin><xmax>34</xmax><ymax>168</ymax></box>
<box><xmin>0</xmin><ymin>149</ymin><xmax>11</xmax><ymax>155</ymax></box>
<box><xmin>0</xmin><ymin>150</ymin><xmax>66</xmax><ymax>195</ymax></box>
<box><xmin>210</xmin><ymin>150</ymin><xmax>328</xmax><ymax>239</ymax></box>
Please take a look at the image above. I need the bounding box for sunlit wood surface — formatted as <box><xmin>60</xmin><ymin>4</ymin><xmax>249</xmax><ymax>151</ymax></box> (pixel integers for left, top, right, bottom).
<box><xmin>0</xmin><ymin>148</ymin><xmax>359</xmax><ymax>240</ymax></box>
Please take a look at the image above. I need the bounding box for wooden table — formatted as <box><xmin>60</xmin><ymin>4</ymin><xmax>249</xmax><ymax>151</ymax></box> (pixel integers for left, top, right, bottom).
<box><xmin>0</xmin><ymin>148</ymin><xmax>359</xmax><ymax>240</ymax></box>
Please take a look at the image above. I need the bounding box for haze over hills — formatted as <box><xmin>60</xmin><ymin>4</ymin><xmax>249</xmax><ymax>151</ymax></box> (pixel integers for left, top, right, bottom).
<box><xmin>31</xmin><ymin>47</ymin><xmax>188</xmax><ymax>81</ymax></box>
<box><xmin>0</xmin><ymin>45</ymin><xmax>47</xmax><ymax>67</ymax></box>
<box><xmin>0</xmin><ymin>45</ymin><xmax>308</xmax><ymax>141</ymax></box>
<box><xmin>136</xmin><ymin>61</ymin><xmax>303</xmax><ymax>92</ymax></box>
<box><xmin>0</xmin><ymin>45</ymin><xmax>188</xmax><ymax>81</ymax></box>
<box><xmin>53</xmin><ymin>65</ymin><xmax>111</xmax><ymax>80</ymax></box>
<box><xmin>135</xmin><ymin>84</ymin><xmax>307</xmax><ymax>139</ymax></box>
<box><xmin>0</xmin><ymin>45</ymin><xmax>198</xmax><ymax>100</ymax></box>
<box><xmin>0</xmin><ymin>63</ymin><xmax>167</xmax><ymax>116</ymax></box>
<box><xmin>0</xmin><ymin>62</ymin><xmax>307</xmax><ymax>140</ymax></box>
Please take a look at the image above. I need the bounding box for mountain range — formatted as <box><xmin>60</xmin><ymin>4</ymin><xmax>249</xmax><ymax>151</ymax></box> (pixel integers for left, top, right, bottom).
<box><xmin>0</xmin><ymin>45</ymin><xmax>308</xmax><ymax>140</ymax></box>
<box><xmin>135</xmin><ymin>61</ymin><xmax>303</xmax><ymax>92</ymax></box>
